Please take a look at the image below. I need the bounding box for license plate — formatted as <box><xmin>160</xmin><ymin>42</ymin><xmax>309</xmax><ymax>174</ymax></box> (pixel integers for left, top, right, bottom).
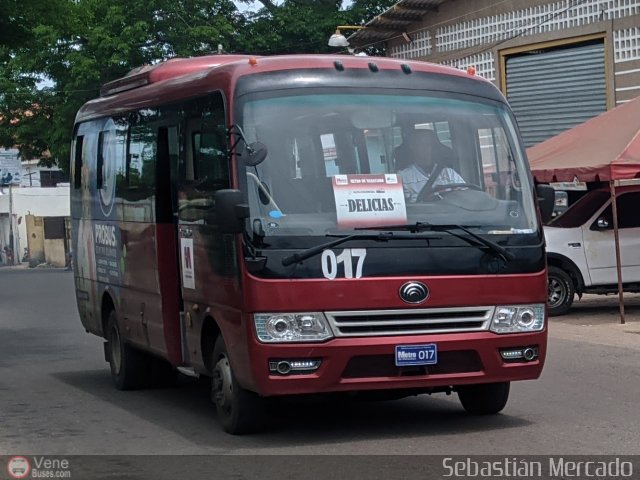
<box><xmin>395</xmin><ymin>344</ymin><xmax>438</xmax><ymax>367</ymax></box>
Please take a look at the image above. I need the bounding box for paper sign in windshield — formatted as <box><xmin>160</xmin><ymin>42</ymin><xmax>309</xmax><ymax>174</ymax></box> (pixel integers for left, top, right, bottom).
<box><xmin>332</xmin><ymin>174</ymin><xmax>407</xmax><ymax>228</ymax></box>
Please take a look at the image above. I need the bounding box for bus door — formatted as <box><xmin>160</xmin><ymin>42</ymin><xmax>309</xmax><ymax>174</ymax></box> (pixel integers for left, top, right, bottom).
<box><xmin>175</xmin><ymin>94</ymin><xmax>238</xmax><ymax>365</ymax></box>
<box><xmin>154</xmin><ymin>124</ymin><xmax>183</xmax><ymax>365</ymax></box>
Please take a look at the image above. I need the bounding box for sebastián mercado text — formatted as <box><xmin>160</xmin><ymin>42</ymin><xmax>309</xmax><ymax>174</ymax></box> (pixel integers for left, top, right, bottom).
<box><xmin>442</xmin><ymin>457</ymin><xmax>633</xmax><ymax>477</ymax></box>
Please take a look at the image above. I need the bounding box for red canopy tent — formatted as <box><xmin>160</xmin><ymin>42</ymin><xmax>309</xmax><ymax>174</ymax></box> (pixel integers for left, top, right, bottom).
<box><xmin>528</xmin><ymin>95</ymin><xmax>640</xmax><ymax>183</ymax></box>
<box><xmin>527</xmin><ymin>95</ymin><xmax>640</xmax><ymax>323</ymax></box>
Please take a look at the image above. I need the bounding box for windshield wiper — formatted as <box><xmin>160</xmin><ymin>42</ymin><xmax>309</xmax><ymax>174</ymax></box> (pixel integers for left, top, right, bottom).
<box><xmin>356</xmin><ymin>222</ymin><xmax>515</xmax><ymax>262</ymax></box>
<box><xmin>281</xmin><ymin>232</ymin><xmax>397</xmax><ymax>267</ymax></box>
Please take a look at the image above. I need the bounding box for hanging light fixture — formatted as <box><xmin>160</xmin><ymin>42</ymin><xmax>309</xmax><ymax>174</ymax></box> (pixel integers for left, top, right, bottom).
<box><xmin>328</xmin><ymin>26</ymin><xmax>366</xmax><ymax>47</ymax></box>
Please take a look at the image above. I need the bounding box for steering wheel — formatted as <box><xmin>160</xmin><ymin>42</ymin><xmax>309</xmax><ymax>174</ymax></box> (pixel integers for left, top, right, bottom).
<box><xmin>417</xmin><ymin>182</ymin><xmax>483</xmax><ymax>202</ymax></box>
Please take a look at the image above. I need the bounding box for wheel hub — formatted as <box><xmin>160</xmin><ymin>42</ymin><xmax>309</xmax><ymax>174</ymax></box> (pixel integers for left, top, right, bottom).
<box><xmin>548</xmin><ymin>277</ymin><xmax>565</xmax><ymax>307</ymax></box>
<box><xmin>212</xmin><ymin>356</ymin><xmax>234</xmax><ymax>413</ymax></box>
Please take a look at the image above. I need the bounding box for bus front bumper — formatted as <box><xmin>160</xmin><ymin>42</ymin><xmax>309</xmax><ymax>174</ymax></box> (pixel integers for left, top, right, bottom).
<box><xmin>246</xmin><ymin>330</ymin><xmax>547</xmax><ymax>396</ymax></box>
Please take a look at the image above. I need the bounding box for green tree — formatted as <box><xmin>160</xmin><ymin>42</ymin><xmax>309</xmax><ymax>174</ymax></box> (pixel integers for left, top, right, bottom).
<box><xmin>1</xmin><ymin>0</ymin><xmax>242</xmax><ymax>172</ymax></box>
<box><xmin>235</xmin><ymin>0</ymin><xmax>395</xmax><ymax>55</ymax></box>
<box><xmin>236</xmin><ymin>0</ymin><xmax>346</xmax><ymax>54</ymax></box>
<box><xmin>1</xmin><ymin>0</ymin><xmax>396</xmax><ymax>172</ymax></box>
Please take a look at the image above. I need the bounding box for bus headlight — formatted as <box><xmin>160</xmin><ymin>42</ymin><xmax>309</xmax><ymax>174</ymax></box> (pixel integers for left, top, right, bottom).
<box><xmin>254</xmin><ymin>313</ymin><xmax>333</xmax><ymax>343</ymax></box>
<box><xmin>490</xmin><ymin>304</ymin><xmax>545</xmax><ymax>334</ymax></box>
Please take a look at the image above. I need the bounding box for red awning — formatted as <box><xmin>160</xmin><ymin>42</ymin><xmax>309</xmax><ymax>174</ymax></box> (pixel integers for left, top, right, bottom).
<box><xmin>527</xmin><ymin>95</ymin><xmax>640</xmax><ymax>183</ymax></box>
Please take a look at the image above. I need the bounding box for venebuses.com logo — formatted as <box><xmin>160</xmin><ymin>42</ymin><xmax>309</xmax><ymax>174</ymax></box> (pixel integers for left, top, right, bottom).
<box><xmin>6</xmin><ymin>456</ymin><xmax>72</xmax><ymax>478</ymax></box>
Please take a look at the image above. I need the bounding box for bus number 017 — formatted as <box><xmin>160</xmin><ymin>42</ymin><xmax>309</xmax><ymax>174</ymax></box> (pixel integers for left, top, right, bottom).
<box><xmin>321</xmin><ymin>248</ymin><xmax>367</xmax><ymax>279</ymax></box>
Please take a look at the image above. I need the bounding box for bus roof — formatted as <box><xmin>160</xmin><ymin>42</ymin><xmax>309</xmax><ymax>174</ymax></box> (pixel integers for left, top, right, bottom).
<box><xmin>100</xmin><ymin>54</ymin><xmax>488</xmax><ymax>97</ymax></box>
<box><xmin>78</xmin><ymin>54</ymin><xmax>499</xmax><ymax>123</ymax></box>
<box><xmin>99</xmin><ymin>55</ymin><xmax>256</xmax><ymax>96</ymax></box>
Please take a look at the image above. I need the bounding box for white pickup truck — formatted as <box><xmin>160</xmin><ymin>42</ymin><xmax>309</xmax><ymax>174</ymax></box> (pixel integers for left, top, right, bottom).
<box><xmin>544</xmin><ymin>185</ymin><xmax>640</xmax><ymax>316</ymax></box>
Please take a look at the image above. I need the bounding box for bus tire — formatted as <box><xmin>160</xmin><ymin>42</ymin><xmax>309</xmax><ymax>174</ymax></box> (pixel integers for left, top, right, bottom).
<box><xmin>457</xmin><ymin>382</ymin><xmax>510</xmax><ymax>415</ymax></box>
<box><xmin>210</xmin><ymin>336</ymin><xmax>264</xmax><ymax>434</ymax></box>
<box><xmin>106</xmin><ymin>311</ymin><xmax>149</xmax><ymax>390</ymax></box>
<box><xmin>547</xmin><ymin>266</ymin><xmax>574</xmax><ymax>316</ymax></box>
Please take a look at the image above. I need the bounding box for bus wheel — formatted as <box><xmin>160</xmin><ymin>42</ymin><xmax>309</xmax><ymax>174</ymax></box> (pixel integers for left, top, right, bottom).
<box><xmin>106</xmin><ymin>311</ymin><xmax>148</xmax><ymax>390</ymax></box>
<box><xmin>457</xmin><ymin>382</ymin><xmax>510</xmax><ymax>415</ymax></box>
<box><xmin>210</xmin><ymin>336</ymin><xmax>263</xmax><ymax>434</ymax></box>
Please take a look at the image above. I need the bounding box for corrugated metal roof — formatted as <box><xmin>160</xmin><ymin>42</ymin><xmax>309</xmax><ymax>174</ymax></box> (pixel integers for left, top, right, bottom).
<box><xmin>347</xmin><ymin>0</ymin><xmax>451</xmax><ymax>48</ymax></box>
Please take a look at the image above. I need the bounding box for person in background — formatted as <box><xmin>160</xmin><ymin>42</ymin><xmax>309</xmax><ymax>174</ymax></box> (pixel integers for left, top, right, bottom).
<box><xmin>3</xmin><ymin>245</ymin><xmax>13</xmax><ymax>266</ymax></box>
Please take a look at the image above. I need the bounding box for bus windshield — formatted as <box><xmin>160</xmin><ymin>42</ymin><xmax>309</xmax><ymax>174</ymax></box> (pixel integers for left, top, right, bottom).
<box><xmin>239</xmin><ymin>91</ymin><xmax>538</xmax><ymax>240</ymax></box>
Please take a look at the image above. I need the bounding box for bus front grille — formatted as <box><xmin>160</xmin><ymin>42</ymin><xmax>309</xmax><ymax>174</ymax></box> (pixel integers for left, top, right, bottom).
<box><xmin>325</xmin><ymin>307</ymin><xmax>494</xmax><ymax>337</ymax></box>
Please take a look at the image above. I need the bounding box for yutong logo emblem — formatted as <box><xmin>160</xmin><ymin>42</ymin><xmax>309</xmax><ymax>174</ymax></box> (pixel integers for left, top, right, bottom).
<box><xmin>399</xmin><ymin>282</ymin><xmax>429</xmax><ymax>304</ymax></box>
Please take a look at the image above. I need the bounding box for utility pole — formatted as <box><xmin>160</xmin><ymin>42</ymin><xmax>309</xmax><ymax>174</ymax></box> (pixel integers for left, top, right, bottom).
<box><xmin>9</xmin><ymin>181</ymin><xmax>15</xmax><ymax>265</ymax></box>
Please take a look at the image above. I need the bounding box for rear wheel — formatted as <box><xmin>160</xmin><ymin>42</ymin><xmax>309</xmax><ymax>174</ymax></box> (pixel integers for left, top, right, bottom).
<box><xmin>457</xmin><ymin>382</ymin><xmax>510</xmax><ymax>415</ymax></box>
<box><xmin>106</xmin><ymin>311</ymin><xmax>149</xmax><ymax>390</ymax></box>
<box><xmin>547</xmin><ymin>266</ymin><xmax>575</xmax><ymax>316</ymax></box>
<box><xmin>210</xmin><ymin>336</ymin><xmax>264</xmax><ymax>434</ymax></box>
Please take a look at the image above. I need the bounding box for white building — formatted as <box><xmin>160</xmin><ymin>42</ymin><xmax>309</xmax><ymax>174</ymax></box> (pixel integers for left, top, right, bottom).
<box><xmin>0</xmin><ymin>150</ymin><xmax>70</xmax><ymax>266</ymax></box>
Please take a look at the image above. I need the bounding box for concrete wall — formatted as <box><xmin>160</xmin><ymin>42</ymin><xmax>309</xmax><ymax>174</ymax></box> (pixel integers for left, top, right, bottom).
<box><xmin>385</xmin><ymin>0</ymin><xmax>640</xmax><ymax>106</ymax></box>
<box><xmin>0</xmin><ymin>186</ymin><xmax>69</xmax><ymax>261</ymax></box>
<box><xmin>44</xmin><ymin>239</ymin><xmax>66</xmax><ymax>267</ymax></box>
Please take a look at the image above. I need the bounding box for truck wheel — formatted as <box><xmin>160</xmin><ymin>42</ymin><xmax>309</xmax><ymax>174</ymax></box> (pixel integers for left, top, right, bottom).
<box><xmin>210</xmin><ymin>336</ymin><xmax>264</xmax><ymax>434</ymax></box>
<box><xmin>457</xmin><ymin>382</ymin><xmax>510</xmax><ymax>415</ymax></box>
<box><xmin>106</xmin><ymin>311</ymin><xmax>149</xmax><ymax>390</ymax></box>
<box><xmin>547</xmin><ymin>266</ymin><xmax>574</xmax><ymax>316</ymax></box>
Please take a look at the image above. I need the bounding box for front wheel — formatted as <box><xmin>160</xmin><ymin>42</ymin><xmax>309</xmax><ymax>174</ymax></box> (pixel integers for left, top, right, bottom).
<box><xmin>457</xmin><ymin>382</ymin><xmax>510</xmax><ymax>415</ymax></box>
<box><xmin>210</xmin><ymin>336</ymin><xmax>264</xmax><ymax>434</ymax></box>
<box><xmin>547</xmin><ymin>265</ymin><xmax>575</xmax><ymax>316</ymax></box>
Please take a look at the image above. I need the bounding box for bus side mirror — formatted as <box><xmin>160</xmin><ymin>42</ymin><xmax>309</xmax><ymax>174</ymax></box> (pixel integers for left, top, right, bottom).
<box><xmin>536</xmin><ymin>184</ymin><xmax>555</xmax><ymax>224</ymax></box>
<box><xmin>244</xmin><ymin>142</ymin><xmax>267</xmax><ymax>167</ymax></box>
<box><xmin>215</xmin><ymin>189</ymin><xmax>250</xmax><ymax>234</ymax></box>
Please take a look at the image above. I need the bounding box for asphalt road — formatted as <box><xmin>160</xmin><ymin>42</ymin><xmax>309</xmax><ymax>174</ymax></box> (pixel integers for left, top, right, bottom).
<box><xmin>1</xmin><ymin>269</ymin><xmax>640</xmax><ymax>462</ymax></box>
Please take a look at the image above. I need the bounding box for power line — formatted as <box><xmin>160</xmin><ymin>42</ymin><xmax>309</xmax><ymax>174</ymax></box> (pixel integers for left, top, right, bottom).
<box><xmin>355</xmin><ymin>0</ymin><xmax>591</xmax><ymax>58</ymax></box>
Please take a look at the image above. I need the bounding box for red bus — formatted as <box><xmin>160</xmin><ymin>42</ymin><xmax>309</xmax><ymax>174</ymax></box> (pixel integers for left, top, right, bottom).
<box><xmin>71</xmin><ymin>54</ymin><xmax>554</xmax><ymax>434</ymax></box>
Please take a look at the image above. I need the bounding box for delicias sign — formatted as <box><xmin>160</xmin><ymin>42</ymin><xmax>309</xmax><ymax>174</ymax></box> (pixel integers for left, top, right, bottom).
<box><xmin>332</xmin><ymin>174</ymin><xmax>407</xmax><ymax>228</ymax></box>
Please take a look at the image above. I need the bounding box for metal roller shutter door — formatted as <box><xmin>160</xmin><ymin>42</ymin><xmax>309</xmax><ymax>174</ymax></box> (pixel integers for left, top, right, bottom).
<box><xmin>505</xmin><ymin>42</ymin><xmax>606</xmax><ymax>148</ymax></box>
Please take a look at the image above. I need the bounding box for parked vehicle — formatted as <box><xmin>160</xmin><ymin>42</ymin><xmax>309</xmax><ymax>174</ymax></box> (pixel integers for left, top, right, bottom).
<box><xmin>545</xmin><ymin>185</ymin><xmax>640</xmax><ymax>316</ymax></box>
<box><xmin>71</xmin><ymin>54</ymin><xmax>553</xmax><ymax>434</ymax></box>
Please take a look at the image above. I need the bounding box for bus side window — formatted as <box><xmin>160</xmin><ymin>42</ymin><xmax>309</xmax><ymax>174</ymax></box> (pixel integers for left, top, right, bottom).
<box><xmin>97</xmin><ymin>131</ymin><xmax>105</xmax><ymax>189</ymax></box>
<box><xmin>127</xmin><ymin>123</ymin><xmax>156</xmax><ymax>196</ymax></box>
<box><xmin>73</xmin><ymin>135</ymin><xmax>84</xmax><ymax>189</ymax></box>
<box><xmin>179</xmin><ymin>93</ymin><xmax>228</xmax><ymax>223</ymax></box>
<box><xmin>192</xmin><ymin>129</ymin><xmax>229</xmax><ymax>192</ymax></box>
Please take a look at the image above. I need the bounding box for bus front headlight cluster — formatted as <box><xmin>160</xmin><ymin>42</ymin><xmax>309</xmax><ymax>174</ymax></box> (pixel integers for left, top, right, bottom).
<box><xmin>254</xmin><ymin>313</ymin><xmax>333</xmax><ymax>343</ymax></box>
<box><xmin>490</xmin><ymin>304</ymin><xmax>545</xmax><ymax>334</ymax></box>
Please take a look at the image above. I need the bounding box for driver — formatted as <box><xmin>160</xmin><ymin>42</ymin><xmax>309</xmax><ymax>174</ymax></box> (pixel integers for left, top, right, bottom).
<box><xmin>396</xmin><ymin>129</ymin><xmax>464</xmax><ymax>202</ymax></box>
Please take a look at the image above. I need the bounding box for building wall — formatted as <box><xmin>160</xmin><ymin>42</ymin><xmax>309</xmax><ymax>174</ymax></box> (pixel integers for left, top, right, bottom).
<box><xmin>0</xmin><ymin>186</ymin><xmax>70</xmax><ymax>263</ymax></box>
<box><xmin>26</xmin><ymin>215</ymin><xmax>45</xmax><ymax>265</ymax></box>
<box><xmin>386</xmin><ymin>0</ymin><xmax>640</xmax><ymax>106</ymax></box>
<box><xmin>44</xmin><ymin>239</ymin><xmax>66</xmax><ymax>267</ymax></box>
